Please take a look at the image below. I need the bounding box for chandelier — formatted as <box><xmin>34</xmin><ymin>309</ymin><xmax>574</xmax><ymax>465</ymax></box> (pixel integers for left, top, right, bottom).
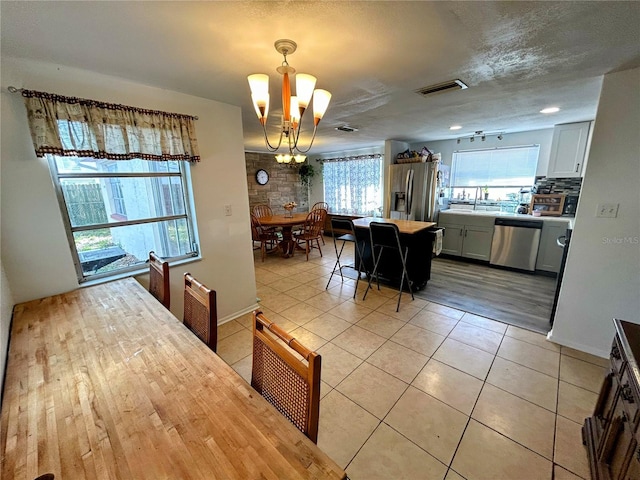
<box><xmin>248</xmin><ymin>39</ymin><xmax>332</xmax><ymax>163</ymax></box>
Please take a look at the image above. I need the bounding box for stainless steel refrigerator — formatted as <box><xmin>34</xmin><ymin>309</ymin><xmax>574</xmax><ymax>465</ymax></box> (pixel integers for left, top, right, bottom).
<box><xmin>388</xmin><ymin>162</ymin><xmax>449</xmax><ymax>221</ymax></box>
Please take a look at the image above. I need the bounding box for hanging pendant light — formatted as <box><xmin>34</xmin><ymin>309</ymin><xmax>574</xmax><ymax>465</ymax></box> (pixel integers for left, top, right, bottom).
<box><xmin>248</xmin><ymin>39</ymin><xmax>331</xmax><ymax>165</ymax></box>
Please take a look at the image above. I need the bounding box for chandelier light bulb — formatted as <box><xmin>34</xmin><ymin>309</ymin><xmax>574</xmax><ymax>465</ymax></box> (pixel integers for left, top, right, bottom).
<box><xmin>247</xmin><ymin>39</ymin><xmax>331</xmax><ymax>162</ymax></box>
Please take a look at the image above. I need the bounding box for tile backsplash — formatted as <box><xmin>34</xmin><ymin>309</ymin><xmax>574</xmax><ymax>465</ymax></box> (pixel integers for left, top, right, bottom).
<box><xmin>534</xmin><ymin>176</ymin><xmax>582</xmax><ymax>195</ymax></box>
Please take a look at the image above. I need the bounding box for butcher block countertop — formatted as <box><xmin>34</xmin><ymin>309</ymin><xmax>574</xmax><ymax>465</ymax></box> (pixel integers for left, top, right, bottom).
<box><xmin>352</xmin><ymin>217</ymin><xmax>436</xmax><ymax>234</ymax></box>
<box><xmin>0</xmin><ymin>277</ymin><xmax>346</xmax><ymax>480</ymax></box>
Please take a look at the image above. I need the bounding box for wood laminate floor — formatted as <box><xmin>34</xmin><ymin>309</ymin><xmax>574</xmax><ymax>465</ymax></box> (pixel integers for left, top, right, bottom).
<box><xmin>415</xmin><ymin>257</ymin><xmax>556</xmax><ymax>334</ymax></box>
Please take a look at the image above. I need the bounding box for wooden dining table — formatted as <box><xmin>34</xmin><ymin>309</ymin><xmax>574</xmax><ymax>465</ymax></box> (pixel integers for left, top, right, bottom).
<box><xmin>259</xmin><ymin>212</ymin><xmax>308</xmax><ymax>257</ymax></box>
<box><xmin>0</xmin><ymin>277</ymin><xmax>346</xmax><ymax>480</ymax></box>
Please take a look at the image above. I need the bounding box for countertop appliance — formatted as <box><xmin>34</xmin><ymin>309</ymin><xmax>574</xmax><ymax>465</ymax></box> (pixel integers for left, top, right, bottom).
<box><xmin>490</xmin><ymin>218</ymin><xmax>543</xmax><ymax>271</ymax></box>
<box><xmin>550</xmin><ymin>228</ymin><xmax>572</xmax><ymax>325</ymax></box>
<box><xmin>388</xmin><ymin>162</ymin><xmax>449</xmax><ymax>222</ymax></box>
<box><xmin>563</xmin><ymin>195</ymin><xmax>579</xmax><ymax>215</ymax></box>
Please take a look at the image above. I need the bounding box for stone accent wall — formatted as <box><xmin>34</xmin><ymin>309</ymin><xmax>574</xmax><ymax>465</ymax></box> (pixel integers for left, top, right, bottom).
<box><xmin>245</xmin><ymin>152</ymin><xmax>309</xmax><ymax>215</ymax></box>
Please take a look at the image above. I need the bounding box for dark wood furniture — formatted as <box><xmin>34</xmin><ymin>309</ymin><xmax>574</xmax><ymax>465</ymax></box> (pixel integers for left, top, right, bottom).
<box><xmin>0</xmin><ymin>278</ymin><xmax>346</xmax><ymax>479</ymax></box>
<box><xmin>183</xmin><ymin>272</ymin><xmax>217</xmax><ymax>352</ymax></box>
<box><xmin>583</xmin><ymin>319</ymin><xmax>640</xmax><ymax>480</ymax></box>
<box><xmin>251</xmin><ymin>311</ymin><xmax>322</xmax><ymax>443</ymax></box>
<box><xmin>149</xmin><ymin>250</ymin><xmax>170</xmax><ymax>309</ymax></box>
<box><xmin>259</xmin><ymin>213</ymin><xmax>308</xmax><ymax>257</ymax></box>
<box><xmin>352</xmin><ymin>217</ymin><xmax>437</xmax><ymax>291</ymax></box>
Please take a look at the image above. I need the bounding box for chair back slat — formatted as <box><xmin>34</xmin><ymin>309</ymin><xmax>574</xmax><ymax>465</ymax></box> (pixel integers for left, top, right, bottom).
<box><xmin>183</xmin><ymin>273</ymin><xmax>217</xmax><ymax>352</ymax></box>
<box><xmin>252</xmin><ymin>204</ymin><xmax>273</xmax><ymax>218</ymax></box>
<box><xmin>311</xmin><ymin>202</ymin><xmax>329</xmax><ymax>212</ymax></box>
<box><xmin>149</xmin><ymin>251</ymin><xmax>170</xmax><ymax>309</ymax></box>
<box><xmin>251</xmin><ymin>311</ymin><xmax>321</xmax><ymax>443</ymax></box>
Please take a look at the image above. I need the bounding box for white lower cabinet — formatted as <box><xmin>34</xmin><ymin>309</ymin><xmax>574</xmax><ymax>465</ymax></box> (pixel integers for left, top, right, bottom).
<box><xmin>461</xmin><ymin>225</ymin><xmax>494</xmax><ymax>261</ymax></box>
<box><xmin>439</xmin><ymin>213</ymin><xmax>494</xmax><ymax>261</ymax></box>
<box><xmin>535</xmin><ymin>221</ymin><xmax>569</xmax><ymax>273</ymax></box>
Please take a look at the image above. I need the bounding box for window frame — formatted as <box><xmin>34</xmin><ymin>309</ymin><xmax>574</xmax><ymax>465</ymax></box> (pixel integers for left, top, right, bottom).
<box><xmin>48</xmin><ymin>155</ymin><xmax>199</xmax><ymax>283</ymax></box>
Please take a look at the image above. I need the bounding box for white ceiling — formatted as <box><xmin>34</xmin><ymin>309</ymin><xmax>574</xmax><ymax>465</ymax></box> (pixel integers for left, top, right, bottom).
<box><xmin>2</xmin><ymin>1</ymin><xmax>639</xmax><ymax>155</ymax></box>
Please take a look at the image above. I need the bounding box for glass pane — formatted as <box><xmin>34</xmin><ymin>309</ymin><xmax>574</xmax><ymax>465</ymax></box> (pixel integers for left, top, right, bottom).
<box><xmin>73</xmin><ymin>219</ymin><xmax>192</xmax><ymax>277</ymax></box>
<box><xmin>54</xmin><ymin>157</ymin><xmax>181</xmax><ymax>174</ymax></box>
<box><xmin>452</xmin><ymin>146</ymin><xmax>539</xmax><ymax>187</ymax></box>
<box><xmin>61</xmin><ymin>176</ymin><xmax>186</xmax><ymax>227</ymax></box>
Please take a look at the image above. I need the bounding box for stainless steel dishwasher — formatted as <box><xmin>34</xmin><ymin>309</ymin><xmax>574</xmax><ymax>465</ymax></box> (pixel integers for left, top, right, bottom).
<box><xmin>490</xmin><ymin>218</ymin><xmax>543</xmax><ymax>271</ymax></box>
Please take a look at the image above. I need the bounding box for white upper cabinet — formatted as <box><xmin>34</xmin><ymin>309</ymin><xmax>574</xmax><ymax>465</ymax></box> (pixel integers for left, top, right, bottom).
<box><xmin>547</xmin><ymin>122</ymin><xmax>591</xmax><ymax>178</ymax></box>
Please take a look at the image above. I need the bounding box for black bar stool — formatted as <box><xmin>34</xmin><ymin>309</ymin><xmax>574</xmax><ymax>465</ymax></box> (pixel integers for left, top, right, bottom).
<box><xmin>363</xmin><ymin>221</ymin><xmax>414</xmax><ymax>312</ymax></box>
<box><xmin>325</xmin><ymin>217</ymin><xmax>367</xmax><ymax>298</ymax></box>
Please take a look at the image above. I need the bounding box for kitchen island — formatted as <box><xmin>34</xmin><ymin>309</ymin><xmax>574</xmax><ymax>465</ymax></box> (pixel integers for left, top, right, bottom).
<box><xmin>352</xmin><ymin>217</ymin><xmax>437</xmax><ymax>290</ymax></box>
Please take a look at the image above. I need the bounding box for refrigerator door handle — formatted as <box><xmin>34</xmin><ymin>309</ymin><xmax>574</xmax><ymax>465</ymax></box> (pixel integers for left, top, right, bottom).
<box><xmin>405</xmin><ymin>169</ymin><xmax>414</xmax><ymax>219</ymax></box>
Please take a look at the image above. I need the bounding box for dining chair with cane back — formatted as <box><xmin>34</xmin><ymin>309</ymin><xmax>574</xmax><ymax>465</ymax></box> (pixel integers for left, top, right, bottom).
<box><xmin>326</xmin><ymin>217</ymin><xmax>368</xmax><ymax>299</ymax></box>
<box><xmin>362</xmin><ymin>222</ymin><xmax>415</xmax><ymax>312</ymax></box>
<box><xmin>183</xmin><ymin>273</ymin><xmax>217</xmax><ymax>352</ymax></box>
<box><xmin>293</xmin><ymin>209</ymin><xmax>324</xmax><ymax>260</ymax></box>
<box><xmin>251</xmin><ymin>310</ymin><xmax>322</xmax><ymax>443</ymax></box>
<box><xmin>311</xmin><ymin>202</ymin><xmax>329</xmax><ymax>243</ymax></box>
<box><xmin>251</xmin><ymin>214</ymin><xmax>279</xmax><ymax>262</ymax></box>
<box><xmin>149</xmin><ymin>251</ymin><xmax>170</xmax><ymax>310</ymax></box>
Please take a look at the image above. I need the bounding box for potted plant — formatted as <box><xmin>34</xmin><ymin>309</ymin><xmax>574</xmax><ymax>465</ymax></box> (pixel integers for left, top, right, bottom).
<box><xmin>298</xmin><ymin>163</ymin><xmax>316</xmax><ymax>188</ymax></box>
<box><xmin>482</xmin><ymin>186</ymin><xmax>489</xmax><ymax>200</ymax></box>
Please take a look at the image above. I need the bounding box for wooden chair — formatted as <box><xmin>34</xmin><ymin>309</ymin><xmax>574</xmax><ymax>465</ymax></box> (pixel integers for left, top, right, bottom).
<box><xmin>294</xmin><ymin>209</ymin><xmax>324</xmax><ymax>260</ymax></box>
<box><xmin>251</xmin><ymin>214</ymin><xmax>279</xmax><ymax>262</ymax></box>
<box><xmin>251</xmin><ymin>310</ymin><xmax>321</xmax><ymax>443</ymax></box>
<box><xmin>252</xmin><ymin>204</ymin><xmax>278</xmax><ymax>235</ymax></box>
<box><xmin>149</xmin><ymin>251</ymin><xmax>170</xmax><ymax>309</ymax></box>
<box><xmin>183</xmin><ymin>273</ymin><xmax>217</xmax><ymax>352</ymax></box>
<box><xmin>362</xmin><ymin>222</ymin><xmax>414</xmax><ymax>312</ymax></box>
<box><xmin>311</xmin><ymin>202</ymin><xmax>329</xmax><ymax>243</ymax></box>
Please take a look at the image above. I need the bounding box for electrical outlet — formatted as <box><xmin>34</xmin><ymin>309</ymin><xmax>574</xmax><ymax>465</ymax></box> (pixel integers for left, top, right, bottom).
<box><xmin>224</xmin><ymin>204</ymin><xmax>232</xmax><ymax>216</ymax></box>
<box><xmin>596</xmin><ymin>203</ymin><xmax>619</xmax><ymax>218</ymax></box>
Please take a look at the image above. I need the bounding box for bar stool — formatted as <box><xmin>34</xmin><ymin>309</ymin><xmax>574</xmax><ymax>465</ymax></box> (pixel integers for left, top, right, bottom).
<box><xmin>325</xmin><ymin>217</ymin><xmax>367</xmax><ymax>298</ymax></box>
<box><xmin>363</xmin><ymin>221</ymin><xmax>414</xmax><ymax>312</ymax></box>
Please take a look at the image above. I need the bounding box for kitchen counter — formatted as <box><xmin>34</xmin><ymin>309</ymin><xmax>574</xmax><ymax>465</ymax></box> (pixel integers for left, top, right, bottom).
<box><xmin>440</xmin><ymin>209</ymin><xmax>574</xmax><ymax>228</ymax></box>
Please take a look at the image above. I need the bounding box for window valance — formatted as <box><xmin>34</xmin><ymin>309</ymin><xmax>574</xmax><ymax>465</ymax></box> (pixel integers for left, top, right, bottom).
<box><xmin>21</xmin><ymin>89</ymin><xmax>200</xmax><ymax>162</ymax></box>
<box><xmin>317</xmin><ymin>153</ymin><xmax>382</xmax><ymax>163</ymax></box>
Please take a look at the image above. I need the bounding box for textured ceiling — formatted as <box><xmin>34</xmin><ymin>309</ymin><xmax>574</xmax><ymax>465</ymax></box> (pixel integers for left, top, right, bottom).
<box><xmin>2</xmin><ymin>1</ymin><xmax>639</xmax><ymax>154</ymax></box>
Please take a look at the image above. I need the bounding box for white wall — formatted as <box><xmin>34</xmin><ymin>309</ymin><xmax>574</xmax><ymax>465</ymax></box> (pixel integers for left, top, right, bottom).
<box><xmin>549</xmin><ymin>67</ymin><xmax>640</xmax><ymax>357</ymax></box>
<box><xmin>0</xmin><ymin>260</ymin><xmax>14</xmax><ymax>400</ymax></box>
<box><xmin>409</xmin><ymin>129</ymin><xmax>554</xmax><ymax>176</ymax></box>
<box><xmin>0</xmin><ymin>58</ymin><xmax>257</xmax><ymax>338</ymax></box>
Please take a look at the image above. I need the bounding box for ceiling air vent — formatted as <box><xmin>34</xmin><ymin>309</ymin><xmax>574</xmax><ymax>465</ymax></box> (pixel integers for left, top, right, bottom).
<box><xmin>335</xmin><ymin>125</ymin><xmax>358</xmax><ymax>132</ymax></box>
<box><xmin>415</xmin><ymin>79</ymin><xmax>468</xmax><ymax>97</ymax></box>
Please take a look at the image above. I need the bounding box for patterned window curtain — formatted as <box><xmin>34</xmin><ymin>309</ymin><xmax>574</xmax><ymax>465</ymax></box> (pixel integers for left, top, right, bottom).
<box><xmin>323</xmin><ymin>154</ymin><xmax>383</xmax><ymax>216</ymax></box>
<box><xmin>21</xmin><ymin>89</ymin><xmax>200</xmax><ymax>162</ymax></box>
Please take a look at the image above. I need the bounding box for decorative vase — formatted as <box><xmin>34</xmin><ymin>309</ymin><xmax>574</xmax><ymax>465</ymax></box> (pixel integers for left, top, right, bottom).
<box><xmin>284</xmin><ymin>206</ymin><xmax>294</xmax><ymax>218</ymax></box>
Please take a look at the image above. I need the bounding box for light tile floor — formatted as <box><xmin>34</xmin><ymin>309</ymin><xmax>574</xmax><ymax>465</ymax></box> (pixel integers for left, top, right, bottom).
<box><xmin>219</xmin><ymin>238</ymin><xmax>606</xmax><ymax>480</ymax></box>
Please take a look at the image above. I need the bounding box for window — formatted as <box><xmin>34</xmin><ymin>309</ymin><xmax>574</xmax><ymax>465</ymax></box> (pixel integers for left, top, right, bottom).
<box><xmin>323</xmin><ymin>155</ymin><xmax>384</xmax><ymax>216</ymax></box>
<box><xmin>450</xmin><ymin>145</ymin><xmax>539</xmax><ymax>203</ymax></box>
<box><xmin>50</xmin><ymin>156</ymin><xmax>198</xmax><ymax>282</ymax></box>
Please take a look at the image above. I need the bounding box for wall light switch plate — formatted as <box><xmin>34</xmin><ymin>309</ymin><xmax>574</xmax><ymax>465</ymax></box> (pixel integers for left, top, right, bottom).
<box><xmin>596</xmin><ymin>203</ymin><xmax>619</xmax><ymax>218</ymax></box>
<box><xmin>224</xmin><ymin>204</ymin><xmax>232</xmax><ymax>216</ymax></box>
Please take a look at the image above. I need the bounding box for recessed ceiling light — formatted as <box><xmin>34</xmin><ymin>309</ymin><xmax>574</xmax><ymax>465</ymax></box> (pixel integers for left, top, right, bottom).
<box><xmin>540</xmin><ymin>107</ymin><xmax>560</xmax><ymax>114</ymax></box>
<box><xmin>450</xmin><ymin>125</ymin><xmax>462</xmax><ymax>130</ymax></box>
